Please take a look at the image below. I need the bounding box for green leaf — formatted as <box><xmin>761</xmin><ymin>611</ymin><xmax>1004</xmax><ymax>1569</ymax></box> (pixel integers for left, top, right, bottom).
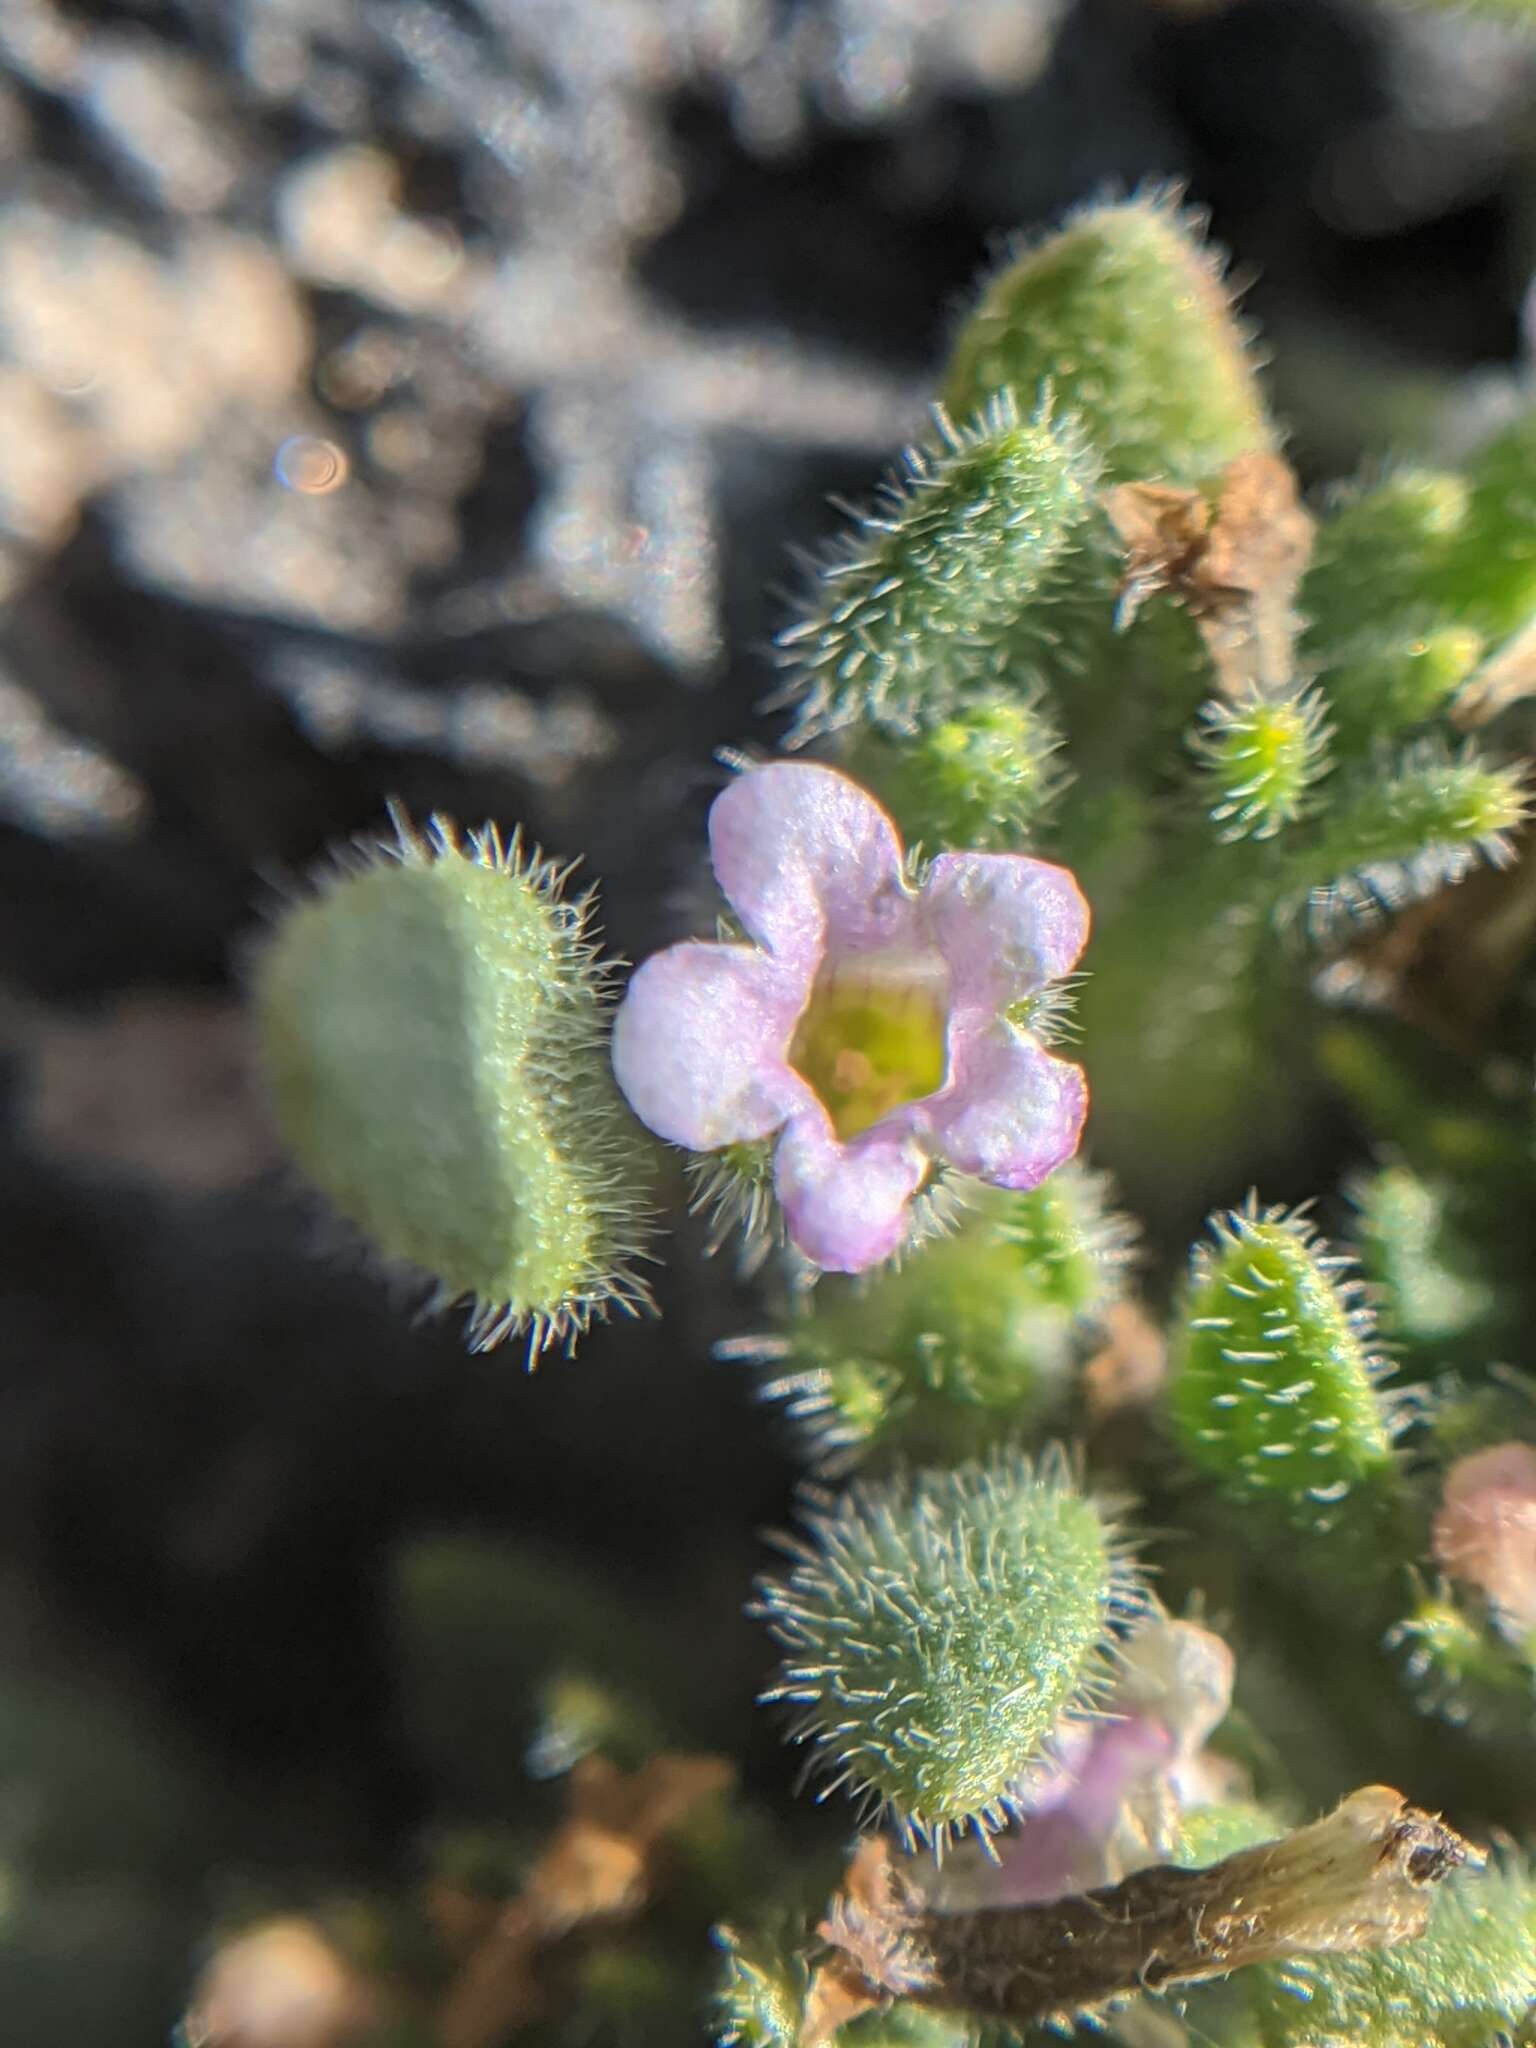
<box><xmin>754</xmin><ymin>1449</ymin><xmax>1143</xmax><ymax>1851</ymax></box>
<box><xmin>1245</xmin><ymin>1865</ymin><xmax>1536</xmax><ymax>2048</ymax></box>
<box><xmin>746</xmin><ymin>1169</ymin><xmax>1132</xmax><ymax>1472</ymax></box>
<box><xmin>1170</xmin><ymin>1199</ymin><xmax>1402</xmax><ymax>1535</ymax></box>
<box><xmin>942</xmin><ymin>193</ymin><xmax>1275</xmax><ymax>485</ymax></box>
<box><xmin>843</xmin><ymin>692</ymin><xmax>1064</xmax><ymax>853</ymax></box>
<box><xmin>1292</xmin><ymin>739</ymin><xmax>1527</xmax><ymax>928</ymax></box>
<box><xmin>253</xmin><ymin>812</ymin><xmax>656</xmax><ymax>1355</ymax></box>
<box><xmin>779</xmin><ymin>391</ymin><xmax>1098</xmax><ymax>743</ymax></box>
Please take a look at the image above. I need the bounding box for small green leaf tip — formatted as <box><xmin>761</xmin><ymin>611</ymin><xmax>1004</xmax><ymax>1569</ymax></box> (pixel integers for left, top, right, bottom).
<box><xmin>1320</xmin><ymin>625</ymin><xmax>1483</xmax><ymax>759</ymax></box>
<box><xmin>1191</xmin><ymin>685</ymin><xmax>1332</xmax><ymax>842</ymax></box>
<box><xmin>1170</xmin><ymin>1199</ymin><xmax>1401</xmax><ymax>1533</ymax></box>
<box><xmin>1423</xmin><ymin>405</ymin><xmax>1536</xmax><ymax>643</ymax></box>
<box><xmin>753</xmin><ymin>1447</ymin><xmax>1144</xmax><ymax>1853</ymax></box>
<box><xmin>252</xmin><ymin>810</ymin><xmax>655</xmax><ymax>1357</ymax></box>
<box><xmin>1243</xmin><ymin>1864</ymin><xmax>1536</xmax><ymax>2048</ymax></box>
<box><xmin>942</xmin><ymin>192</ymin><xmax>1274</xmax><ymax>485</ymax></box>
<box><xmin>1297</xmin><ymin>737</ymin><xmax>1527</xmax><ymax>928</ymax></box>
<box><xmin>844</xmin><ymin>691</ymin><xmax>1065</xmax><ymax>854</ymax></box>
<box><xmin>778</xmin><ymin>390</ymin><xmax>1098</xmax><ymax>744</ymax></box>
<box><xmin>1302</xmin><ymin>469</ymin><xmax>1472</xmax><ymax>658</ymax></box>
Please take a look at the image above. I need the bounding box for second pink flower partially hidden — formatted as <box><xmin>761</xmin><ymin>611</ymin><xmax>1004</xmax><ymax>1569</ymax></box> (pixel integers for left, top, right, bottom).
<box><xmin>611</xmin><ymin>761</ymin><xmax>1089</xmax><ymax>1272</ymax></box>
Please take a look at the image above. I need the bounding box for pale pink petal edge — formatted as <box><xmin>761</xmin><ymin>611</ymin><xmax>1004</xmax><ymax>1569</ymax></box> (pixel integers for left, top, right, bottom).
<box><xmin>922</xmin><ymin>1026</ymin><xmax>1087</xmax><ymax>1189</ymax></box>
<box><xmin>772</xmin><ymin>1109</ymin><xmax>927</xmax><ymax>1273</ymax></box>
<box><xmin>709</xmin><ymin>762</ymin><xmax>914</xmax><ymax>966</ymax></box>
<box><xmin>611</xmin><ymin>941</ymin><xmax>809</xmax><ymax>1151</ymax></box>
<box><xmin>923</xmin><ymin>851</ymin><xmax>1090</xmax><ymax>1011</ymax></box>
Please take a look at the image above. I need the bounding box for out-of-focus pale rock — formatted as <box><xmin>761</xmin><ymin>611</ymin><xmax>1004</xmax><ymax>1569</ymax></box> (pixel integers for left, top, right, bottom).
<box><xmin>0</xmin><ymin>372</ymin><xmax>94</xmax><ymax>547</ymax></box>
<box><xmin>279</xmin><ymin>145</ymin><xmax>472</xmax><ymax>314</ymax></box>
<box><xmin>7</xmin><ymin>990</ymin><xmax>277</xmax><ymax>1194</ymax></box>
<box><xmin>0</xmin><ymin>673</ymin><xmax>146</xmax><ymax>837</ymax></box>
<box><xmin>77</xmin><ymin>32</ymin><xmax>244</xmax><ymax>212</ymax></box>
<box><xmin>106</xmin><ymin>409</ymin><xmax>456</xmax><ymax>632</ymax></box>
<box><xmin>183</xmin><ymin>1918</ymin><xmax>384</xmax><ymax>2048</ymax></box>
<box><xmin>0</xmin><ymin>207</ymin><xmax>311</xmax><ymax>544</ymax></box>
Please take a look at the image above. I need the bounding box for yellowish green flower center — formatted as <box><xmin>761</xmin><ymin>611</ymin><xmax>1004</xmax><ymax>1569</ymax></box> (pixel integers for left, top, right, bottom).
<box><xmin>789</xmin><ymin>950</ymin><xmax>949</xmax><ymax>1141</ymax></box>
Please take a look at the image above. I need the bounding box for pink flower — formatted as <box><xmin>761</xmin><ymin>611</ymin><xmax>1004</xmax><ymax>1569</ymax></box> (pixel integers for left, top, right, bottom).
<box><xmin>611</xmin><ymin>762</ymin><xmax>1089</xmax><ymax>1272</ymax></box>
<box><xmin>1433</xmin><ymin>1442</ymin><xmax>1536</xmax><ymax>1640</ymax></box>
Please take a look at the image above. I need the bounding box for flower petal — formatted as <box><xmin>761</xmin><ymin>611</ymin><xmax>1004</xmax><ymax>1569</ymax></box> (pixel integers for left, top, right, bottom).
<box><xmin>709</xmin><ymin>763</ymin><xmax>913</xmax><ymax>967</ymax></box>
<box><xmin>935</xmin><ymin>1715</ymin><xmax>1173</xmax><ymax>1913</ymax></box>
<box><xmin>925</xmin><ymin>1025</ymin><xmax>1086</xmax><ymax>1188</ymax></box>
<box><xmin>1118</xmin><ymin>1616</ymin><xmax>1236</xmax><ymax>1762</ymax></box>
<box><xmin>611</xmin><ymin>942</ymin><xmax>808</xmax><ymax>1150</ymax></box>
<box><xmin>921</xmin><ymin>851</ymin><xmax>1090</xmax><ymax>1010</ymax></box>
<box><xmin>772</xmin><ymin>1109</ymin><xmax>927</xmax><ymax>1272</ymax></box>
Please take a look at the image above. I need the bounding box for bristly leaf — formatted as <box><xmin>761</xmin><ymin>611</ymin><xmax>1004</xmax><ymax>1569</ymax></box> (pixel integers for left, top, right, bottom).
<box><xmin>1170</xmin><ymin>1198</ymin><xmax>1403</xmax><ymax>1535</ymax></box>
<box><xmin>253</xmin><ymin>811</ymin><xmax>656</xmax><ymax>1358</ymax></box>
<box><xmin>1241</xmin><ymin>1864</ymin><xmax>1536</xmax><ymax>2048</ymax></box>
<box><xmin>753</xmin><ymin>1448</ymin><xmax>1144</xmax><ymax>1855</ymax></box>
<box><xmin>712</xmin><ymin>1924</ymin><xmax>808</xmax><ymax>2048</ymax></box>
<box><xmin>942</xmin><ymin>191</ymin><xmax>1274</xmax><ymax>485</ymax></box>
<box><xmin>843</xmin><ymin>692</ymin><xmax>1066</xmax><ymax>854</ymax></box>
<box><xmin>1302</xmin><ymin>468</ymin><xmax>1471</xmax><ymax>658</ymax></box>
<box><xmin>991</xmin><ymin>1162</ymin><xmax>1138</xmax><ymax>1315</ymax></box>
<box><xmin>1422</xmin><ymin>405</ymin><xmax>1536</xmax><ymax>643</ymax></box>
<box><xmin>1191</xmin><ymin>685</ymin><xmax>1333</xmax><ymax>842</ymax></box>
<box><xmin>1318</xmin><ymin>622</ymin><xmax>1483</xmax><ymax>759</ymax></box>
<box><xmin>778</xmin><ymin>390</ymin><xmax>1099</xmax><ymax>744</ymax></box>
<box><xmin>1293</xmin><ymin>737</ymin><xmax>1527</xmax><ymax>932</ymax></box>
<box><xmin>1391</xmin><ymin>1589</ymin><xmax>1536</xmax><ymax>1736</ymax></box>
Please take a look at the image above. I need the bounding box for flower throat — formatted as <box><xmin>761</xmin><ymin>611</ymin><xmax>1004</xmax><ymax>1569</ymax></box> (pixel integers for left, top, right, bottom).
<box><xmin>789</xmin><ymin>950</ymin><xmax>949</xmax><ymax>1141</ymax></box>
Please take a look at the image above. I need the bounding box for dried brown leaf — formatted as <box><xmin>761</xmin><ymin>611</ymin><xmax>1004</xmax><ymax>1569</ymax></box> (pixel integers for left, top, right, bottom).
<box><xmin>1106</xmin><ymin>451</ymin><xmax>1314</xmax><ymax>694</ymax></box>
<box><xmin>813</xmin><ymin>1787</ymin><xmax>1473</xmax><ymax>2038</ymax></box>
<box><xmin>436</xmin><ymin>1752</ymin><xmax>735</xmax><ymax>2048</ymax></box>
<box><xmin>1453</xmin><ymin>616</ymin><xmax>1536</xmax><ymax>728</ymax></box>
<box><xmin>799</xmin><ymin>1957</ymin><xmax>883</xmax><ymax>2048</ymax></box>
<box><xmin>1103</xmin><ymin>480</ymin><xmax>1209</xmax><ymax>632</ymax></box>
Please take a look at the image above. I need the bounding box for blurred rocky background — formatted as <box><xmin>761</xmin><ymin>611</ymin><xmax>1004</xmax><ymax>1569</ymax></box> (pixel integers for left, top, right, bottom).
<box><xmin>1</xmin><ymin>0</ymin><xmax>1536</xmax><ymax>2041</ymax></box>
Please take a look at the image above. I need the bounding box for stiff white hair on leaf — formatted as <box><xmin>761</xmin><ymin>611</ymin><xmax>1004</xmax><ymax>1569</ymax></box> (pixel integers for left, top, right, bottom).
<box><xmin>251</xmin><ymin>805</ymin><xmax>657</xmax><ymax>1361</ymax></box>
